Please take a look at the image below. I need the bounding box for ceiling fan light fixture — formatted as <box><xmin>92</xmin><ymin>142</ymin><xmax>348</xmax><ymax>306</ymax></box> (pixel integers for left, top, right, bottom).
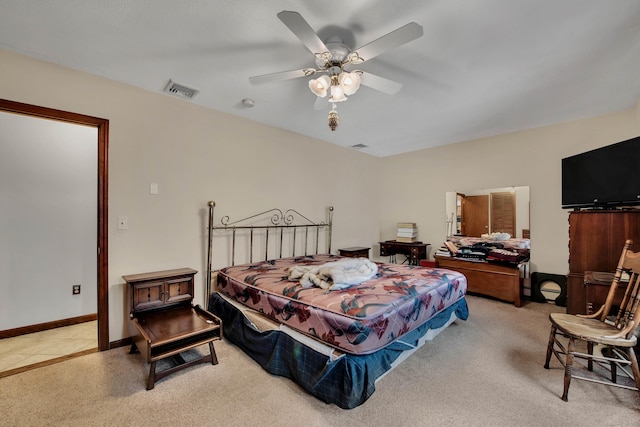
<box><xmin>254</xmin><ymin>11</ymin><xmax>423</xmax><ymax>133</ymax></box>
<box><xmin>329</xmin><ymin>84</ymin><xmax>347</xmax><ymax>102</ymax></box>
<box><xmin>339</xmin><ymin>71</ymin><xmax>361</xmax><ymax>95</ymax></box>
<box><xmin>309</xmin><ymin>75</ymin><xmax>331</xmax><ymax>97</ymax></box>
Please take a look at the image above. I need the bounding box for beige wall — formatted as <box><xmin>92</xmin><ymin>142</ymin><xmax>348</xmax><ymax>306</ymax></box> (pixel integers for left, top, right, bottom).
<box><xmin>1</xmin><ymin>48</ymin><xmax>639</xmax><ymax>342</ymax></box>
<box><xmin>0</xmin><ymin>49</ymin><xmax>381</xmax><ymax>341</ymax></box>
<box><xmin>380</xmin><ymin>107</ymin><xmax>640</xmax><ymax>274</ymax></box>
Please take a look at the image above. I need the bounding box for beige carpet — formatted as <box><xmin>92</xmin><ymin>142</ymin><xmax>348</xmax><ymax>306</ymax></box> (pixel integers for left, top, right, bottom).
<box><xmin>1</xmin><ymin>295</ymin><xmax>638</xmax><ymax>426</ymax></box>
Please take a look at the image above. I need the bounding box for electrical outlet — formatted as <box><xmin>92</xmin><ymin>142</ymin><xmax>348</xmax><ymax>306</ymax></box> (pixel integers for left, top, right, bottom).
<box><xmin>73</xmin><ymin>285</ymin><xmax>81</xmax><ymax>295</ymax></box>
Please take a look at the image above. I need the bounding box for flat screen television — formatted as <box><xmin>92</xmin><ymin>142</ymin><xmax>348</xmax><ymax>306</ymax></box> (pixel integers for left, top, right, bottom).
<box><xmin>562</xmin><ymin>136</ymin><xmax>640</xmax><ymax>209</ymax></box>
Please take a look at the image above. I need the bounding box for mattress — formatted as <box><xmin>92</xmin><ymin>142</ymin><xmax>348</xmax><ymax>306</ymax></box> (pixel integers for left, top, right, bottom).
<box><xmin>216</xmin><ymin>254</ymin><xmax>467</xmax><ymax>355</ymax></box>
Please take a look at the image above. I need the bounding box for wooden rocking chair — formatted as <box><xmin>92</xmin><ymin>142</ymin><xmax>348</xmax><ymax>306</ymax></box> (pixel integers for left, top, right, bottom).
<box><xmin>544</xmin><ymin>239</ymin><xmax>640</xmax><ymax>401</ymax></box>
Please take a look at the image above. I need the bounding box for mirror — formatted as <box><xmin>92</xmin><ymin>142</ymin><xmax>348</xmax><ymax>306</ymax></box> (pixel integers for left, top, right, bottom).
<box><xmin>445</xmin><ymin>186</ymin><xmax>530</xmax><ymax>238</ymax></box>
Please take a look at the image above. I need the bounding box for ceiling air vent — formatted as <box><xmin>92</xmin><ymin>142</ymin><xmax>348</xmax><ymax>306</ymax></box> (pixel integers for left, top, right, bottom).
<box><xmin>163</xmin><ymin>79</ymin><xmax>200</xmax><ymax>100</ymax></box>
<box><xmin>351</xmin><ymin>144</ymin><xmax>368</xmax><ymax>149</ymax></box>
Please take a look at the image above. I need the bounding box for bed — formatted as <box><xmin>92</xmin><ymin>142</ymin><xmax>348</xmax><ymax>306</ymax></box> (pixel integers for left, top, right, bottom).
<box><xmin>205</xmin><ymin>202</ymin><xmax>468</xmax><ymax>408</ymax></box>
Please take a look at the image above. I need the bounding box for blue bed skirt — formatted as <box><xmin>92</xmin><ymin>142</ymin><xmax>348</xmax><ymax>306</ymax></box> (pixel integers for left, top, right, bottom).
<box><xmin>208</xmin><ymin>293</ymin><xmax>469</xmax><ymax>409</ymax></box>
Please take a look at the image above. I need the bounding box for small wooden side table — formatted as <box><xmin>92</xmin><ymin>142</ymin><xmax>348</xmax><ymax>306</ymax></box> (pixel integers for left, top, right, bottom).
<box><xmin>123</xmin><ymin>268</ymin><xmax>222</xmax><ymax>389</ymax></box>
<box><xmin>379</xmin><ymin>240</ymin><xmax>429</xmax><ymax>265</ymax></box>
<box><xmin>584</xmin><ymin>271</ymin><xmax>625</xmax><ymax>315</ymax></box>
<box><xmin>338</xmin><ymin>247</ymin><xmax>370</xmax><ymax>258</ymax></box>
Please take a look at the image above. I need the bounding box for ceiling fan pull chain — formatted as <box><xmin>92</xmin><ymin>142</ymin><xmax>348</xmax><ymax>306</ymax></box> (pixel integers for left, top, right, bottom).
<box><xmin>328</xmin><ymin>103</ymin><xmax>339</xmax><ymax>132</ymax></box>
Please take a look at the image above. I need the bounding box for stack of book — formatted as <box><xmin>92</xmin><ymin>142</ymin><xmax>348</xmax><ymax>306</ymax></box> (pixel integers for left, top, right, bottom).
<box><xmin>396</xmin><ymin>222</ymin><xmax>418</xmax><ymax>243</ymax></box>
<box><xmin>435</xmin><ymin>243</ymin><xmax>453</xmax><ymax>257</ymax></box>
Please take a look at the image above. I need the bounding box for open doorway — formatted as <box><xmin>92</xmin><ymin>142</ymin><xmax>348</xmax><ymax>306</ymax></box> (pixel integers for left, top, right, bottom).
<box><xmin>0</xmin><ymin>99</ymin><xmax>109</xmax><ymax>352</ymax></box>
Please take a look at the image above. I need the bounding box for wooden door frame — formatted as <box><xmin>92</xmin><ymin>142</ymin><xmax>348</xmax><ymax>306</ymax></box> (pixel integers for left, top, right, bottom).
<box><xmin>0</xmin><ymin>99</ymin><xmax>109</xmax><ymax>351</ymax></box>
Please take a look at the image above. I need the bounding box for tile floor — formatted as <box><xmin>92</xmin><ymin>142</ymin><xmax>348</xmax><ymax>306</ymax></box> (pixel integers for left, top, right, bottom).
<box><xmin>0</xmin><ymin>321</ymin><xmax>97</xmax><ymax>375</ymax></box>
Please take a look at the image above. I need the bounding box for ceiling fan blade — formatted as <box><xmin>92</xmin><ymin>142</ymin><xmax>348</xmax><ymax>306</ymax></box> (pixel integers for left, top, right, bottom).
<box><xmin>313</xmin><ymin>95</ymin><xmax>327</xmax><ymax>110</ymax></box>
<box><xmin>350</xmin><ymin>22</ymin><xmax>423</xmax><ymax>64</ymax></box>
<box><xmin>277</xmin><ymin>11</ymin><xmax>330</xmax><ymax>57</ymax></box>
<box><xmin>358</xmin><ymin>72</ymin><xmax>403</xmax><ymax>95</ymax></box>
<box><xmin>249</xmin><ymin>68</ymin><xmax>315</xmax><ymax>85</ymax></box>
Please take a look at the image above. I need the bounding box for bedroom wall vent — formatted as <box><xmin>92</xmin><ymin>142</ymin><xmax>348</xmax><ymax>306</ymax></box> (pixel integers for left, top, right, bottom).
<box><xmin>351</xmin><ymin>144</ymin><xmax>367</xmax><ymax>149</ymax></box>
<box><xmin>163</xmin><ymin>79</ymin><xmax>200</xmax><ymax>100</ymax></box>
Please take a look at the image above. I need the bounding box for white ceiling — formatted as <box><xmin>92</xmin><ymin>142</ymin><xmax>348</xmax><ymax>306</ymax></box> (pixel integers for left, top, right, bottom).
<box><xmin>1</xmin><ymin>1</ymin><xmax>639</xmax><ymax>157</ymax></box>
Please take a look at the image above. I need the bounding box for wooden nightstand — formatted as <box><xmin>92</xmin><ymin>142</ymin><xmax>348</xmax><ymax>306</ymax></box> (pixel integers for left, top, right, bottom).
<box><xmin>338</xmin><ymin>247</ymin><xmax>370</xmax><ymax>258</ymax></box>
<box><xmin>123</xmin><ymin>268</ymin><xmax>222</xmax><ymax>389</ymax></box>
<box><xmin>584</xmin><ymin>271</ymin><xmax>625</xmax><ymax>315</ymax></box>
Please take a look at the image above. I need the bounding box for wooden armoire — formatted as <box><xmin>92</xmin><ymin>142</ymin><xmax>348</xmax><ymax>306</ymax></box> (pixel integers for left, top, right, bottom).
<box><xmin>567</xmin><ymin>210</ymin><xmax>640</xmax><ymax>314</ymax></box>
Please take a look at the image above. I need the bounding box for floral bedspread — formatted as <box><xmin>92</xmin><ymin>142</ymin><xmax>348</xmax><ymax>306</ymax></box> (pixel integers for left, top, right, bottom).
<box><xmin>216</xmin><ymin>254</ymin><xmax>467</xmax><ymax>354</ymax></box>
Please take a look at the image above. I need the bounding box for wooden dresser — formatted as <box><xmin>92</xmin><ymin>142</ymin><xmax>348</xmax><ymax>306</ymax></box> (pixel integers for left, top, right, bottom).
<box><xmin>583</xmin><ymin>271</ymin><xmax>626</xmax><ymax>315</ymax></box>
<box><xmin>124</xmin><ymin>268</ymin><xmax>222</xmax><ymax>389</ymax></box>
<box><xmin>567</xmin><ymin>210</ymin><xmax>640</xmax><ymax>314</ymax></box>
<box><xmin>435</xmin><ymin>256</ymin><xmax>523</xmax><ymax>307</ymax></box>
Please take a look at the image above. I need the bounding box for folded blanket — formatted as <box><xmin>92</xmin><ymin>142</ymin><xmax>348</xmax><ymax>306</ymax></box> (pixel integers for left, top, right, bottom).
<box><xmin>287</xmin><ymin>257</ymin><xmax>378</xmax><ymax>291</ymax></box>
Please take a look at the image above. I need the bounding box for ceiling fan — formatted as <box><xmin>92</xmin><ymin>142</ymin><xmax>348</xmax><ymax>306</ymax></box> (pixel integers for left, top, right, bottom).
<box><xmin>249</xmin><ymin>11</ymin><xmax>424</xmax><ymax>131</ymax></box>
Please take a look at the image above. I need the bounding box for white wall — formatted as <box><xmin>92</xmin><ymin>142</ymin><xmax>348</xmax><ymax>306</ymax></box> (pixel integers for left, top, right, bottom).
<box><xmin>0</xmin><ymin>112</ymin><xmax>97</xmax><ymax>329</ymax></box>
<box><xmin>1</xmin><ymin>48</ymin><xmax>639</xmax><ymax>342</ymax></box>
